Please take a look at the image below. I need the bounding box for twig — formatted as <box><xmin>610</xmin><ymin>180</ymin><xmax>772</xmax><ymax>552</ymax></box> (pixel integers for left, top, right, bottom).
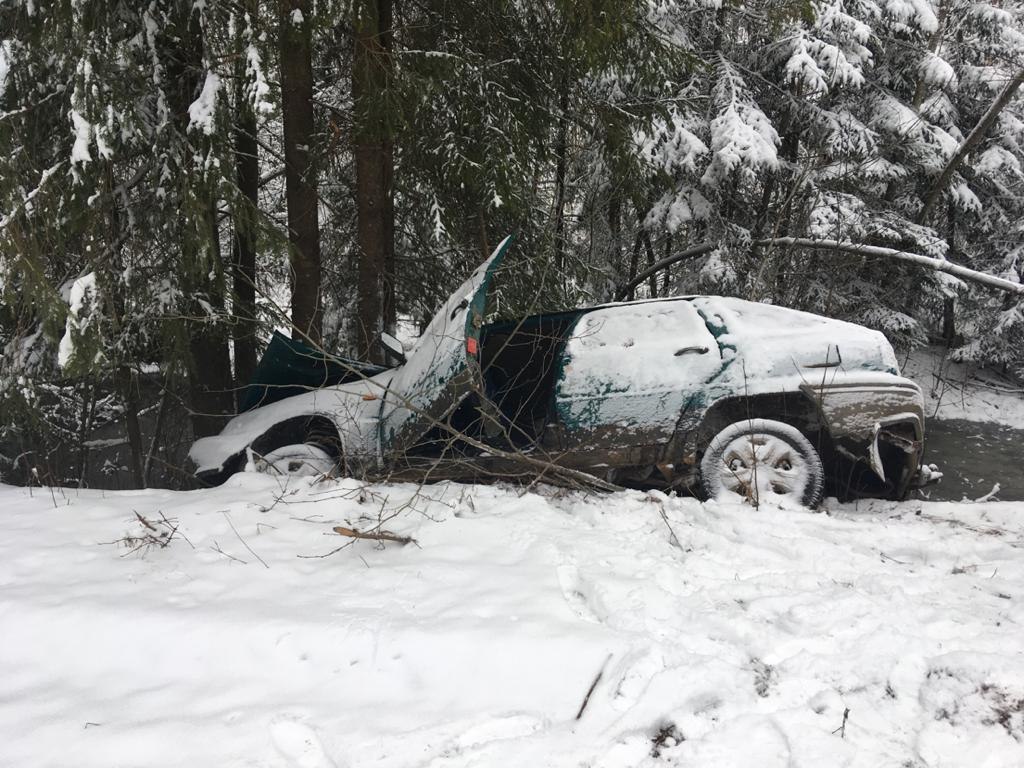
<box><xmin>880</xmin><ymin>551</ymin><xmax>911</xmax><ymax>565</ymax></box>
<box><xmin>210</xmin><ymin>542</ymin><xmax>247</xmax><ymax>565</ymax></box>
<box><xmin>135</xmin><ymin>510</ymin><xmax>157</xmax><ymax>532</ymax></box>
<box><xmin>576</xmin><ymin>654</ymin><xmax>612</xmax><ymax>720</ymax></box>
<box><xmin>298</xmin><ymin>538</ymin><xmax>355</xmax><ymax>559</ymax></box>
<box><xmin>222</xmin><ymin>511</ymin><xmax>269</xmax><ymax>568</ymax></box>
<box><xmin>832</xmin><ymin>707</ymin><xmax>850</xmax><ymax>738</ymax></box>
<box><xmin>649</xmin><ymin>494</ymin><xmax>683</xmax><ymax>550</ymax></box>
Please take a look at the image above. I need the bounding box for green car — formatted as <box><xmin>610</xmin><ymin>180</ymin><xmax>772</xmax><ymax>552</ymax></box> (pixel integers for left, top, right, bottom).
<box><xmin>190</xmin><ymin>237</ymin><xmax>932</xmax><ymax>506</ymax></box>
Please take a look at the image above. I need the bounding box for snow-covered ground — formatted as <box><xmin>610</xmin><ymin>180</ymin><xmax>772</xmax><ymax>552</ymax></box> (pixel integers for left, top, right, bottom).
<box><xmin>3</xmin><ymin>474</ymin><xmax>1023</xmax><ymax>767</ymax></box>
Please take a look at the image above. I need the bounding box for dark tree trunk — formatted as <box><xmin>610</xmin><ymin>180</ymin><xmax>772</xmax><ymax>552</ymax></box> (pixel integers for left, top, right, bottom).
<box><xmin>166</xmin><ymin>5</ymin><xmax>235</xmax><ymax>439</ymax></box>
<box><xmin>627</xmin><ymin>232</ymin><xmax>641</xmax><ymax>300</ymax></box>
<box><xmin>188</xmin><ymin>197</ymin><xmax>236</xmax><ymax>438</ymax></box>
<box><xmin>382</xmin><ymin>133</ymin><xmax>396</xmax><ymax>334</ymax></box>
<box><xmin>642</xmin><ymin>233</ymin><xmax>658</xmax><ymax>298</ymax></box>
<box><xmin>75</xmin><ymin>382</ymin><xmax>97</xmax><ymax>489</ymax></box>
<box><xmin>144</xmin><ymin>385</ymin><xmax>170</xmax><ymax>487</ymax></box>
<box><xmin>232</xmin><ymin>3</ymin><xmax>260</xmax><ymax>393</ymax></box>
<box><xmin>116</xmin><ymin>366</ymin><xmax>145</xmax><ymax>488</ymax></box>
<box><xmin>608</xmin><ymin>195</ymin><xmax>622</xmax><ymax>282</ymax></box>
<box><xmin>353</xmin><ymin>0</ymin><xmax>394</xmax><ymax>361</ymax></box>
<box><xmin>279</xmin><ymin>0</ymin><xmax>322</xmax><ymax>345</ymax></box>
<box><xmin>661</xmin><ymin>234</ymin><xmax>672</xmax><ymax>294</ymax></box>
<box><xmin>553</xmin><ymin>78</ymin><xmax>570</xmax><ymax>279</ymax></box>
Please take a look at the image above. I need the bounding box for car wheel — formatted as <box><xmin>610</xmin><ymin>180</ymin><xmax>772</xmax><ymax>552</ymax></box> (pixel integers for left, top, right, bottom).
<box><xmin>700</xmin><ymin>418</ymin><xmax>824</xmax><ymax>508</ymax></box>
<box><xmin>254</xmin><ymin>443</ymin><xmax>338</xmax><ymax>478</ymax></box>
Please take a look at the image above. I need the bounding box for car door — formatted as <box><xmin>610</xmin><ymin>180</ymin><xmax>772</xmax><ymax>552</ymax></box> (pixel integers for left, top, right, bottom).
<box><xmin>553</xmin><ymin>299</ymin><xmax>722</xmax><ymax>450</ymax></box>
<box><xmin>378</xmin><ymin>235</ymin><xmax>513</xmax><ymax>459</ymax></box>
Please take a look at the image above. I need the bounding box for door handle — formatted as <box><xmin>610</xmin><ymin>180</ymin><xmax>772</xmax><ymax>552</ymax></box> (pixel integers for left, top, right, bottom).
<box><xmin>675</xmin><ymin>345</ymin><xmax>709</xmax><ymax>356</ymax></box>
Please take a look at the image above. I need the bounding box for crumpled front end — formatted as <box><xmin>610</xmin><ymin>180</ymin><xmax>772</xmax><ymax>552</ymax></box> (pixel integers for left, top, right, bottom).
<box><xmin>188</xmin><ymin>373</ymin><xmax>391</xmax><ymax>483</ymax></box>
<box><xmin>802</xmin><ymin>375</ymin><xmax>926</xmax><ymax>499</ymax></box>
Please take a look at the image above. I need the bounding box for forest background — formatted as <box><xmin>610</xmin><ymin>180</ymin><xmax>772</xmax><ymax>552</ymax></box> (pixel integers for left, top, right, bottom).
<box><xmin>1</xmin><ymin>0</ymin><xmax>1022</xmax><ymax>488</ymax></box>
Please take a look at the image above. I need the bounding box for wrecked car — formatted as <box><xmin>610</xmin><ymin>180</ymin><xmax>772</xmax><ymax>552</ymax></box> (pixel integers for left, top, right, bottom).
<box><xmin>189</xmin><ymin>236</ymin><xmax>932</xmax><ymax>506</ymax></box>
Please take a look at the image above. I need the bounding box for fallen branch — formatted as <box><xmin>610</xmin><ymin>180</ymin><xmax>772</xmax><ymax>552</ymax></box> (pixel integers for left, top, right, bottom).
<box><xmin>333</xmin><ymin>526</ymin><xmax>416</xmax><ymax>546</ymax></box>
<box><xmin>576</xmin><ymin>654</ymin><xmax>612</xmax><ymax>720</ymax></box>
<box><xmin>614</xmin><ymin>237</ymin><xmax>1024</xmax><ymax>300</ymax></box>
<box><xmin>762</xmin><ymin>238</ymin><xmax>1024</xmax><ymax>296</ymax></box>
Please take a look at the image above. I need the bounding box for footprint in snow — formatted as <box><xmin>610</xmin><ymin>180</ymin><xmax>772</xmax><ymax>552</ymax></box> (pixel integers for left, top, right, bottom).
<box><xmin>454</xmin><ymin>713</ymin><xmax>544</xmax><ymax>750</ymax></box>
<box><xmin>611</xmin><ymin>648</ymin><xmax>665</xmax><ymax>712</ymax></box>
<box><xmin>556</xmin><ymin>563</ymin><xmax>603</xmax><ymax>623</ymax></box>
<box><xmin>425</xmin><ymin>715</ymin><xmax>545</xmax><ymax>766</ymax></box>
<box><xmin>270</xmin><ymin>717</ymin><xmax>340</xmax><ymax>768</ymax></box>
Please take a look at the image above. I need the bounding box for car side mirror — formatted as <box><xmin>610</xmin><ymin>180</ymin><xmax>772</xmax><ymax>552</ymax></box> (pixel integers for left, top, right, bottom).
<box><xmin>380</xmin><ymin>332</ymin><xmax>407</xmax><ymax>365</ymax></box>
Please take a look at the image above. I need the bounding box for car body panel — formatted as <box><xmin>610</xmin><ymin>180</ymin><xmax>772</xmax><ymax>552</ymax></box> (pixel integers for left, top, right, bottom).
<box><xmin>188</xmin><ymin>370</ymin><xmax>393</xmax><ymax>475</ymax></box>
<box><xmin>554</xmin><ymin>302</ymin><xmax>722</xmax><ymax>446</ymax></box>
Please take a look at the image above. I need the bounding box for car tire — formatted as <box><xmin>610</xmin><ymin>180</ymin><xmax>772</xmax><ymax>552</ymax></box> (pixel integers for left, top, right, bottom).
<box><xmin>700</xmin><ymin>418</ymin><xmax>824</xmax><ymax>508</ymax></box>
<box><xmin>254</xmin><ymin>443</ymin><xmax>338</xmax><ymax>478</ymax></box>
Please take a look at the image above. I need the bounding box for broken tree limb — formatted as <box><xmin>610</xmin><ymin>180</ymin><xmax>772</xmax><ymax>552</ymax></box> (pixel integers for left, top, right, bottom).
<box><xmin>760</xmin><ymin>238</ymin><xmax>1024</xmax><ymax>296</ymax></box>
<box><xmin>333</xmin><ymin>526</ymin><xmax>416</xmax><ymax>546</ymax></box>
<box><xmin>917</xmin><ymin>69</ymin><xmax>1024</xmax><ymax>225</ymax></box>
<box><xmin>614</xmin><ymin>237</ymin><xmax>1023</xmax><ymax>299</ymax></box>
<box><xmin>614</xmin><ymin>242</ymin><xmax>718</xmax><ymax>301</ymax></box>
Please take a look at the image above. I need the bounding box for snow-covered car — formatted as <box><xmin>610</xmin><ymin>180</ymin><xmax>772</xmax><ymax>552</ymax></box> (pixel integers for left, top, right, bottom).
<box><xmin>189</xmin><ymin>236</ymin><xmax>931</xmax><ymax>506</ymax></box>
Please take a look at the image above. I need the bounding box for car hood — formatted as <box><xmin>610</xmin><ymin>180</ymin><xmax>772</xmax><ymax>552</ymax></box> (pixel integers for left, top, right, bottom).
<box><xmin>691</xmin><ymin>297</ymin><xmax>900</xmax><ymax>379</ymax></box>
<box><xmin>188</xmin><ymin>370</ymin><xmax>394</xmax><ymax>474</ymax></box>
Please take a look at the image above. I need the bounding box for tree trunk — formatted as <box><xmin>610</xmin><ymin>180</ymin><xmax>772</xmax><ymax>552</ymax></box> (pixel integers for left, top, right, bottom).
<box><xmin>232</xmin><ymin>8</ymin><xmax>259</xmax><ymax>391</ymax></box>
<box><xmin>626</xmin><ymin>232</ymin><xmax>641</xmax><ymax>300</ymax></box>
<box><xmin>144</xmin><ymin>384</ymin><xmax>170</xmax><ymax>487</ymax></box>
<box><xmin>188</xmin><ymin>196</ymin><xmax>237</xmax><ymax>438</ymax></box>
<box><xmin>166</xmin><ymin>5</ymin><xmax>235</xmax><ymax>439</ymax></box>
<box><xmin>642</xmin><ymin>233</ymin><xmax>658</xmax><ymax>298</ymax></box>
<box><xmin>553</xmin><ymin>78</ymin><xmax>570</xmax><ymax>280</ymax></box>
<box><xmin>353</xmin><ymin>0</ymin><xmax>394</xmax><ymax>362</ymax></box>
<box><xmin>661</xmin><ymin>234</ymin><xmax>672</xmax><ymax>295</ymax></box>
<box><xmin>917</xmin><ymin>69</ymin><xmax>1024</xmax><ymax>224</ymax></box>
<box><xmin>75</xmin><ymin>382</ymin><xmax>97</xmax><ymax>489</ymax></box>
<box><xmin>279</xmin><ymin>0</ymin><xmax>322</xmax><ymax>345</ymax></box>
<box><xmin>382</xmin><ymin>132</ymin><xmax>396</xmax><ymax>334</ymax></box>
<box><xmin>116</xmin><ymin>366</ymin><xmax>145</xmax><ymax>488</ymax></box>
<box><xmin>608</xmin><ymin>195</ymin><xmax>622</xmax><ymax>285</ymax></box>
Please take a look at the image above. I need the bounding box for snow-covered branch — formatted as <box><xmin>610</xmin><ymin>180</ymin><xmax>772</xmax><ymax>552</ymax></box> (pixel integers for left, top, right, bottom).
<box><xmin>616</xmin><ymin>238</ymin><xmax>1024</xmax><ymax>300</ymax></box>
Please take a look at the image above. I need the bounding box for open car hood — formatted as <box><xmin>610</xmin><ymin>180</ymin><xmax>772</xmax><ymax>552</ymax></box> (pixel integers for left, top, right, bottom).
<box><xmin>378</xmin><ymin>235</ymin><xmax>513</xmax><ymax>457</ymax></box>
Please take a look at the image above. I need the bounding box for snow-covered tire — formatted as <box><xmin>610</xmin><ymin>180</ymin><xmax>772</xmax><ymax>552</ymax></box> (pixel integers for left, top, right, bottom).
<box><xmin>700</xmin><ymin>419</ymin><xmax>824</xmax><ymax>508</ymax></box>
<box><xmin>253</xmin><ymin>443</ymin><xmax>338</xmax><ymax>478</ymax></box>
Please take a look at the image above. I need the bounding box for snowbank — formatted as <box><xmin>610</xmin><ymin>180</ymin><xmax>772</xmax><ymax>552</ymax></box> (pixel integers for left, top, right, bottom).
<box><xmin>902</xmin><ymin>346</ymin><xmax>1024</xmax><ymax>425</ymax></box>
<box><xmin>3</xmin><ymin>477</ymin><xmax>1023</xmax><ymax>767</ymax></box>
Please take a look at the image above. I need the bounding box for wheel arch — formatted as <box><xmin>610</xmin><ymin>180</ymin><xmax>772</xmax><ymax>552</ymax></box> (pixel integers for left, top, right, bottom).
<box><xmin>249</xmin><ymin>415</ymin><xmax>344</xmax><ymax>460</ymax></box>
<box><xmin>693</xmin><ymin>391</ymin><xmax>831</xmax><ymax>456</ymax></box>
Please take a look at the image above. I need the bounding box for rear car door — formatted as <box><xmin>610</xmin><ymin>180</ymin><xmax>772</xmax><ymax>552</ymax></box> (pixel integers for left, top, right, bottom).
<box><xmin>554</xmin><ymin>300</ymin><xmax>722</xmax><ymax>450</ymax></box>
<box><xmin>378</xmin><ymin>236</ymin><xmax>512</xmax><ymax>458</ymax></box>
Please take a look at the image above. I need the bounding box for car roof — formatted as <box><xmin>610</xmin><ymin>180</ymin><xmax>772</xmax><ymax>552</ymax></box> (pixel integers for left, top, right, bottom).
<box><xmin>483</xmin><ymin>295</ymin><xmax>701</xmax><ymax>334</ymax></box>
